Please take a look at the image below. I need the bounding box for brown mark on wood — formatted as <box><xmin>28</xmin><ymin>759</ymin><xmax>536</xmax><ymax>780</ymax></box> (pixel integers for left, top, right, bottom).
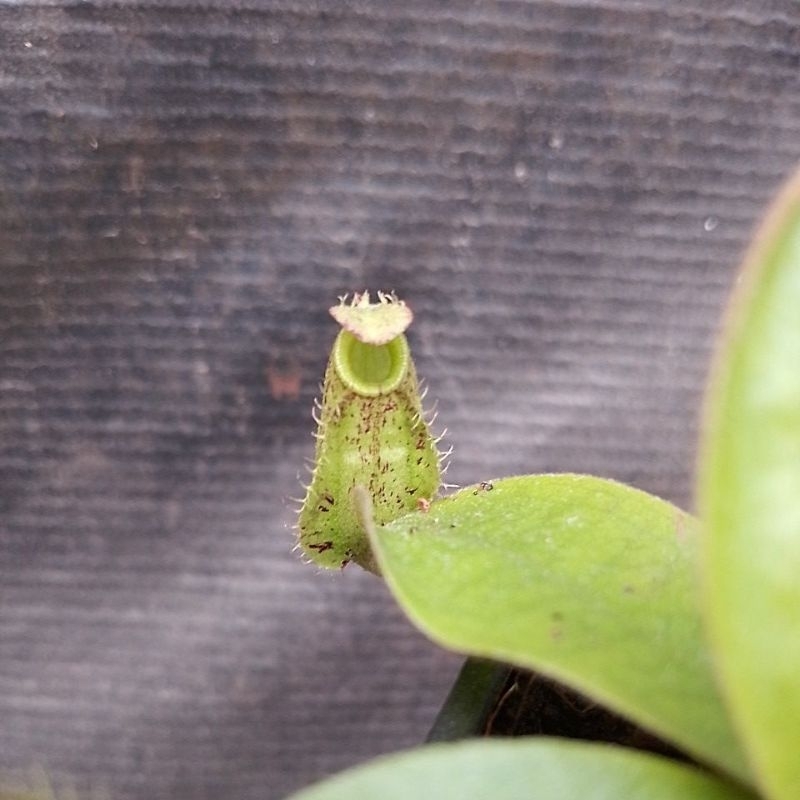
<box><xmin>265</xmin><ymin>362</ymin><xmax>302</xmax><ymax>400</ymax></box>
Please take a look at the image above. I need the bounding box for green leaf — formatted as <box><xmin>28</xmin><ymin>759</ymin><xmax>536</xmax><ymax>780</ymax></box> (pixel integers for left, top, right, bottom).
<box><xmin>0</xmin><ymin>770</ymin><xmax>68</xmax><ymax>800</ymax></box>
<box><xmin>699</xmin><ymin>169</ymin><xmax>800</xmax><ymax>798</ymax></box>
<box><xmin>285</xmin><ymin>738</ymin><xmax>754</xmax><ymax>800</ymax></box>
<box><xmin>368</xmin><ymin>474</ymin><xmax>750</xmax><ymax>783</ymax></box>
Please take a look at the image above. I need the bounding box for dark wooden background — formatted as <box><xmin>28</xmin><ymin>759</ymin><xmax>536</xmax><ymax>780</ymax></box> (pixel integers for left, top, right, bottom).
<box><xmin>1</xmin><ymin>2</ymin><xmax>799</xmax><ymax>798</ymax></box>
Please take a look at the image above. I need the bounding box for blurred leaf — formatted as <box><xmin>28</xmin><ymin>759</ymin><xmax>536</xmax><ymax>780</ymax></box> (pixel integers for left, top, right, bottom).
<box><xmin>699</xmin><ymin>168</ymin><xmax>800</xmax><ymax>798</ymax></box>
<box><xmin>286</xmin><ymin>738</ymin><xmax>754</xmax><ymax>800</ymax></box>
<box><xmin>368</xmin><ymin>475</ymin><xmax>749</xmax><ymax>782</ymax></box>
<box><xmin>0</xmin><ymin>768</ymin><xmax>88</xmax><ymax>800</ymax></box>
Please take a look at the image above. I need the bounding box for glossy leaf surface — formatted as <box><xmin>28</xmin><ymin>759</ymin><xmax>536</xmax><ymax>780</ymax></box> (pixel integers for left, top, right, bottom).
<box><xmin>369</xmin><ymin>474</ymin><xmax>749</xmax><ymax>782</ymax></box>
<box><xmin>700</xmin><ymin>169</ymin><xmax>800</xmax><ymax>798</ymax></box>
<box><xmin>287</xmin><ymin>738</ymin><xmax>754</xmax><ymax>800</ymax></box>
